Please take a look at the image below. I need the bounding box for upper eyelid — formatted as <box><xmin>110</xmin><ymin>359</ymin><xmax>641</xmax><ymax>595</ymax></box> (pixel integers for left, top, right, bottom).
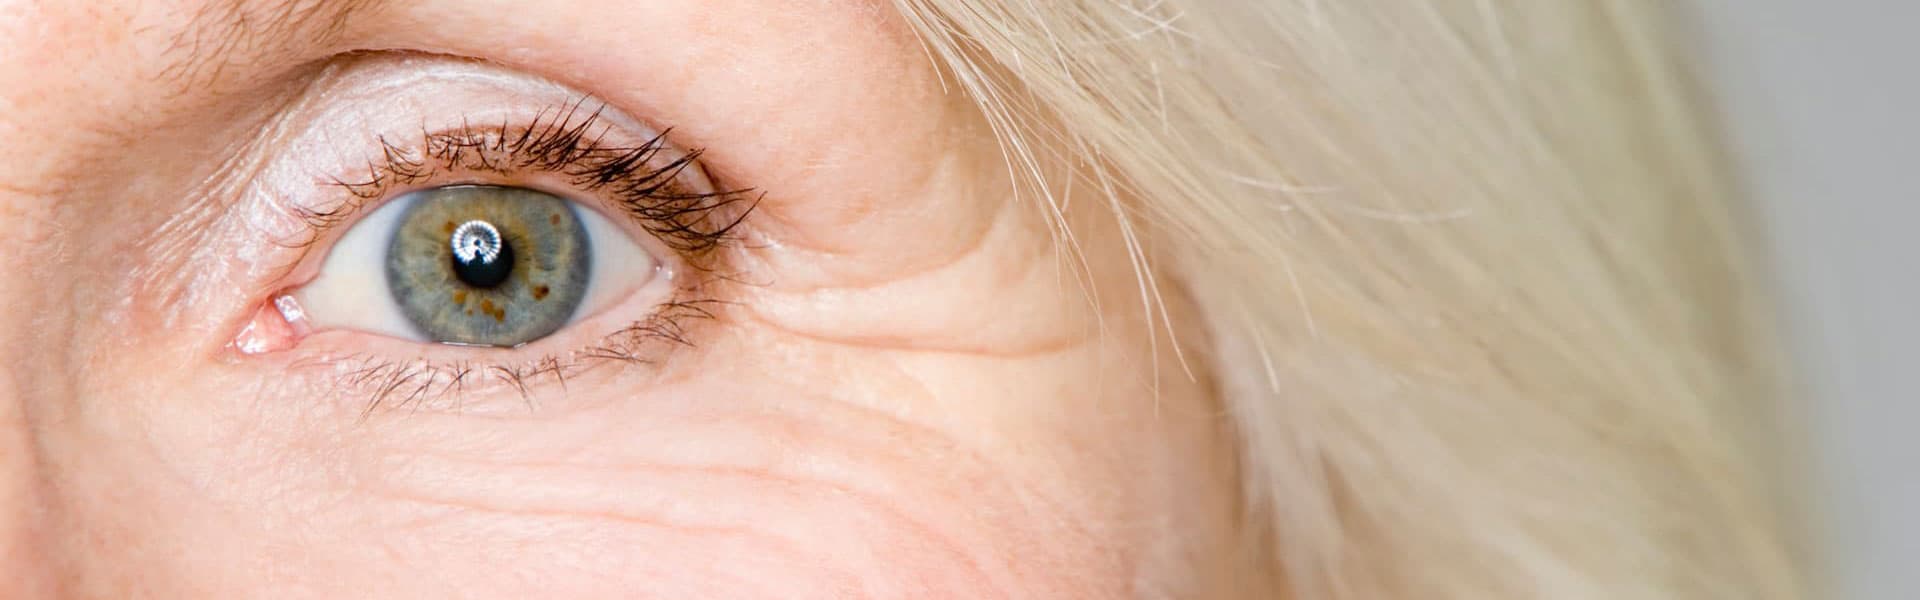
<box><xmin>331</xmin><ymin>100</ymin><xmax>673</xmax><ymax>198</ymax></box>
<box><xmin>200</xmin><ymin>56</ymin><xmax>757</xmax><ymax>411</ymax></box>
<box><xmin>247</xmin><ymin>100</ymin><xmax>747</xmax><ymax>410</ymax></box>
<box><xmin>290</xmin><ymin>97</ymin><xmax>761</xmax><ymax>260</ymax></box>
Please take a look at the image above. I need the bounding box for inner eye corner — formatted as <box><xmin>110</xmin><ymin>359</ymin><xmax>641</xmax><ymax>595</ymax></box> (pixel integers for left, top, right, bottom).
<box><xmin>252</xmin><ymin>90</ymin><xmax>748</xmax><ymax>364</ymax></box>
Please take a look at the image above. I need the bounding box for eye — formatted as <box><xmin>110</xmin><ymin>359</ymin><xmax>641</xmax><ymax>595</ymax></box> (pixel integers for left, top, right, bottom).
<box><xmin>293</xmin><ymin>184</ymin><xmax>660</xmax><ymax>347</ymax></box>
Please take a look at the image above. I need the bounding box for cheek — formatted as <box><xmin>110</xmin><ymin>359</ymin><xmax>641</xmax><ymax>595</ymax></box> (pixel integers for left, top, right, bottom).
<box><xmin>340</xmin><ymin>381</ymin><xmax>1106</xmax><ymax>598</ymax></box>
<box><xmin>49</xmin><ymin>360</ymin><xmax>1157</xmax><ymax>598</ymax></box>
<box><xmin>48</xmin><ymin>308</ymin><xmax>1228</xmax><ymax>599</ymax></box>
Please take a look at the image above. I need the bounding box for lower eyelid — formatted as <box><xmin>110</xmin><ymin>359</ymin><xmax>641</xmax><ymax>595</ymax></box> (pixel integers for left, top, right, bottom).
<box><xmin>217</xmin><ymin>58</ymin><xmax>754</xmax><ymax>408</ymax></box>
<box><xmin>243</xmin><ymin>293</ymin><xmax>727</xmax><ymax>414</ymax></box>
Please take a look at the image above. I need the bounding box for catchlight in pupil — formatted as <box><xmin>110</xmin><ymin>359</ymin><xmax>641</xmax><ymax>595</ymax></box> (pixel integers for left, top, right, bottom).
<box><xmin>285</xmin><ymin>178</ymin><xmax>668</xmax><ymax>351</ymax></box>
<box><xmin>384</xmin><ymin>186</ymin><xmax>593</xmax><ymax>347</ymax></box>
<box><xmin>264</xmin><ymin>96</ymin><xmax>703</xmax><ymax>361</ymax></box>
<box><xmin>450</xmin><ymin>220</ymin><xmax>515</xmax><ymax>289</ymax></box>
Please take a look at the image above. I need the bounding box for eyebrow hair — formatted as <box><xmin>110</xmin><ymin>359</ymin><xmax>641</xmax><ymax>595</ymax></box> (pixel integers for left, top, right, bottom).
<box><xmin>162</xmin><ymin>0</ymin><xmax>382</xmax><ymax>88</ymax></box>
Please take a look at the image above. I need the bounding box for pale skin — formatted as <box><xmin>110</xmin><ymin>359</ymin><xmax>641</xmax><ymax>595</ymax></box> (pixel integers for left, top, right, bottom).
<box><xmin>0</xmin><ymin>1</ymin><xmax>1248</xmax><ymax>597</ymax></box>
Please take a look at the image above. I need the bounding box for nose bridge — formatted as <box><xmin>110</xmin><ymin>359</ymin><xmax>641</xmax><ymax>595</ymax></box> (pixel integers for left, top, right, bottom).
<box><xmin>0</xmin><ymin>182</ymin><xmax>68</xmax><ymax>598</ymax></box>
<box><xmin>0</xmin><ymin>367</ymin><xmax>55</xmax><ymax>598</ymax></box>
<box><xmin>0</xmin><ymin>266</ymin><xmax>57</xmax><ymax>597</ymax></box>
<box><xmin>0</xmin><ymin>144</ymin><xmax>128</xmax><ymax>600</ymax></box>
<box><xmin>1</xmin><ymin>1</ymin><xmax>88</xmax><ymax>589</ymax></box>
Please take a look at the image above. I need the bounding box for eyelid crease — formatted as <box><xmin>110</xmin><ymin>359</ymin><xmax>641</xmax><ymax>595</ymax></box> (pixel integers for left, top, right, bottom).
<box><xmin>251</xmin><ymin>92</ymin><xmax>762</xmax><ymax>416</ymax></box>
<box><xmin>295</xmin><ymin>97</ymin><xmax>760</xmax><ymax>261</ymax></box>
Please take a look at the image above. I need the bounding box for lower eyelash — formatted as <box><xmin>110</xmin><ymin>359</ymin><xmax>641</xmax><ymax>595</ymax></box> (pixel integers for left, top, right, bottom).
<box><xmin>312</xmin><ymin>298</ymin><xmax>728</xmax><ymax>416</ymax></box>
<box><xmin>275</xmin><ymin>98</ymin><xmax>756</xmax><ymax>415</ymax></box>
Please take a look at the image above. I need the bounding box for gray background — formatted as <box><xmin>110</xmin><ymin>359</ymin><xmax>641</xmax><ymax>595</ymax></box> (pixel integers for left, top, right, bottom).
<box><xmin>1689</xmin><ymin>1</ymin><xmax>1917</xmax><ymax>597</ymax></box>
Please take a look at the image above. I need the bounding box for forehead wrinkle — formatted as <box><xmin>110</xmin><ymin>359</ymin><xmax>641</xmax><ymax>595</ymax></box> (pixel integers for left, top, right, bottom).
<box><xmin>160</xmin><ymin>0</ymin><xmax>381</xmax><ymax>90</ymax></box>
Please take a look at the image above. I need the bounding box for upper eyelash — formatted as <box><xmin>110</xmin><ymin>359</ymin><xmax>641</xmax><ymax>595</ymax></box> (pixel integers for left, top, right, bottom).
<box><xmin>276</xmin><ymin>97</ymin><xmax>759</xmax><ymax>414</ymax></box>
<box><xmin>300</xmin><ymin>97</ymin><xmax>759</xmax><ymax>256</ymax></box>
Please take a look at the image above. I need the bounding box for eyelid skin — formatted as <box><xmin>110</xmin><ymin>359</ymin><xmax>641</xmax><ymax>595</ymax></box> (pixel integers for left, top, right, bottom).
<box><xmin>0</xmin><ymin>5</ymin><xmax>1255</xmax><ymax>596</ymax></box>
<box><xmin>222</xmin><ymin>53</ymin><xmax>747</xmax><ymax>411</ymax></box>
<box><xmin>248</xmin><ymin>54</ymin><xmax>727</xmax><ymax>258</ymax></box>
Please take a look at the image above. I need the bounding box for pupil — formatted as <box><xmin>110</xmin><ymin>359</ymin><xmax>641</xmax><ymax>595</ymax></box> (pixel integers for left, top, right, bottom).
<box><xmin>449</xmin><ymin>220</ymin><xmax>514</xmax><ymax>288</ymax></box>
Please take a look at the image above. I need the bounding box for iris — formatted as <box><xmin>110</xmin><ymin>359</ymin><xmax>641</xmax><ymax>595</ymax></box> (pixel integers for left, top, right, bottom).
<box><xmin>384</xmin><ymin>186</ymin><xmax>592</xmax><ymax>346</ymax></box>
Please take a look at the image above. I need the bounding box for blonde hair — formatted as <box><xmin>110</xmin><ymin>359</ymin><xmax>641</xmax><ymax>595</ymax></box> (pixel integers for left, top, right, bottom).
<box><xmin>893</xmin><ymin>1</ymin><xmax>1804</xmax><ymax>597</ymax></box>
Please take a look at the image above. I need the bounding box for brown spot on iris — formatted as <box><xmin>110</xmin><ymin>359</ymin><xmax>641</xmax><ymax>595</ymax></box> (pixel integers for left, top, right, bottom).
<box><xmin>478</xmin><ymin>298</ymin><xmax>505</xmax><ymax>322</ymax></box>
<box><xmin>385</xmin><ymin>186</ymin><xmax>588</xmax><ymax>346</ymax></box>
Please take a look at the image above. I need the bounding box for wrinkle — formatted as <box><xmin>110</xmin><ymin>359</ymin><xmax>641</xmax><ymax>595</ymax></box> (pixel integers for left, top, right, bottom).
<box><xmin>0</xmin><ymin>181</ymin><xmax>65</xmax><ymax>199</ymax></box>
<box><xmin>751</xmin><ymin>139</ymin><xmax>1015</xmax><ymax>286</ymax></box>
<box><xmin>741</xmin><ymin>247</ymin><xmax>1092</xmax><ymax>357</ymax></box>
<box><xmin>361</xmin><ymin>446</ymin><xmax>998</xmax><ymax>597</ymax></box>
<box><xmin>740</xmin><ymin>185</ymin><xmax>1087</xmax><ymax>357</ymax></box>
<box><xmin>348</xmin><ymin>375</ymin><xmax>1120</xmax><ymax>597</ymax></box>
<box><xmin>319</xmin><ymin>489</ymin><xmax>833</xmax><ymax>597</ymax></box>
<box><xmin>754</xmin><ymin>164</ymin><xmax>1024</xmax><ymax>293</ymax></box>
<box><xmin>0</xmin><ymin>368</ymin><xmax>55</xmax><ymax>598</ymax></box>
<box><xmin>747</xmin><ymin>307</ymin><xmax>1093</xmax><ymax>358</ymax></box>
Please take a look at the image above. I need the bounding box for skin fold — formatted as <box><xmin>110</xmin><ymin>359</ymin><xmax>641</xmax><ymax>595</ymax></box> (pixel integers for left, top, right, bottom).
<box><xmin>0</xmin><ymin>1</ymin><xmax>1254</xmax><ymax>597</ymax></box>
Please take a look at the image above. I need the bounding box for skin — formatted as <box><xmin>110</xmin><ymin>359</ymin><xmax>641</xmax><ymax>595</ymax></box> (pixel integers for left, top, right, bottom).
<box><xmin>0</xmin><ymin>0</ymin><xmax>1251</xmax><ymax>597</ymax></box>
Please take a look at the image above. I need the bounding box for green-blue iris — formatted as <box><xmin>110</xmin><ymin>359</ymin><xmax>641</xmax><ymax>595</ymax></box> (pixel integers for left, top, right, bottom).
<box><xmin>384</xmin><ymin>185</ymin><xmax>592</xmax><ymax>346</ymax></box>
